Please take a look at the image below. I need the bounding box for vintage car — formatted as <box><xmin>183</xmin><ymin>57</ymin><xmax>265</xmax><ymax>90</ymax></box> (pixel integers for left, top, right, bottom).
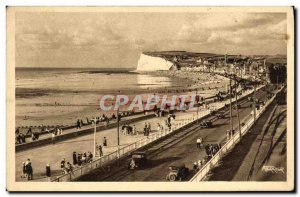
<box><xmin>127</xmin><ymin>151</ymin><xmax>147</xmax><ymax>170</ymax></box>
<box><xmin>166</xmin><ymin>164</ymin><xmax>189</xmax><ymax>181</ymax></box>
<box><xmin>216</xmin><ymin>113</ymin><xmax>225</xmax><ymax>119</ymax></box>
<box><xmin>199</xmin><ymin>121</ymin><xmax>213</xmax><ymax>128</ymax></box>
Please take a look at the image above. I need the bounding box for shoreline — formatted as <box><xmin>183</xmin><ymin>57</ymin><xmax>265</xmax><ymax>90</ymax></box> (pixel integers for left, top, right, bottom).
<box><xmin>15</xmin><ymin>70</ymin><xmax>229</xmax><ymax>128</ymax></box>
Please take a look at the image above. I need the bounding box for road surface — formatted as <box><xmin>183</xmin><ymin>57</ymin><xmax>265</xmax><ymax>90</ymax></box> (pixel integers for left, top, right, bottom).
<box><xmin>78</xmin><ymin>85</ymin><xmax>275</xmax><ymax>181</ymax></box>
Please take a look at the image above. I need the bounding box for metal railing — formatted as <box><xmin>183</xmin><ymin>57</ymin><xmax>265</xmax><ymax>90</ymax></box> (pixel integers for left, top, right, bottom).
<box><xmin>189</xmin><ymin>86</ymin><xmax>283</xmax><ymax>182</ymax></box>
<box><xmin>51</xmin><ymin>86</ymin><xmax>263</xmax><ymax>182</ymax></box>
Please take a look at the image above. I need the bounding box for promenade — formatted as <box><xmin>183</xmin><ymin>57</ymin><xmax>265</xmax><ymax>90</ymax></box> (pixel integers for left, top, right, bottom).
<box><xmin>16</xmin><ymin>107</ymin><xmax>206</xmax><ymax>181</ymax></box>
<box><xmin>16</xmin><ymin>83</ymin><xmax>258</xmax><ymax>182</ymax></box>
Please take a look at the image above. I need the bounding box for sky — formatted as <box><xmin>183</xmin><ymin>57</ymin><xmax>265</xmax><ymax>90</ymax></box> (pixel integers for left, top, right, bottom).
<box><xmin>15</xmin><ymin>11</ymin><xmax>287</xmax><ymax>68</ymax></box>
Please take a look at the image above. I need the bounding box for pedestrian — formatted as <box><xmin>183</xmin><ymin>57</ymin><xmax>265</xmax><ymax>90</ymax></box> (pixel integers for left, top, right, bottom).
<box><xmin>99</xmin><ymin>145</ymin><xmax>103</xmax><ymax>157</ymax></box>
<box><xmin>51</xmin><ymin>131</ymin><xmax>55</xmax><ymax>144</ymax></box>
<box><xmin>77</xmin><ymin>119</ymin><xmax>81</xmax><ymax>129</ymax></box>
<box><xmin>72</xmin><ymin>152</ymin><xmax>77</xmax><ymax>165</ymax></box>
<box><xmin>103</xmin><ymin>137</ymin><xmax>107</xmax><ymax>147</ymax></box>
<box><xmin>131</xmin><ymin>125</ymin><xmax>136</xmax><ymax>135</ymax></box>
<box><xmin>46</xmin><ymin>163</ymin><xmax>51</xmax><ymax>180</ymax></box>
<box><xmin>66</xmin><ymin>162</ymin><xmax>73</xmax><ymax>173</ymax></box>
<box><xmin>60</xmin><ymin>158</ymin><xmax>66</xmax><ymax>174</ymax></box>
<box><xmin>77</xmin><ymin>154</ymin><xmax>82</xmax><ymax>166</ymax></box>
<box><xmin>21</xmin><ymin>162</ymin><xmax>27</xmax><ymax>178</ymax></box>
<box><xmin>226</xmin><ymin>130</ymin><xmax>230</xmax><ymax>140</ymax></box>
<box><xmin>196</xmin><ymin>138</ymin><xmax>201</xmax><ymax>148</ymax></box>
<box><xmin>26</xmin><ymin>162</ymin><xmax>33</xmax><ymax>180</ymax></box>
<box><xmin>148</xmin><ymin>122</ymin><xmax>151</xmax><ymax>132</ymax></box>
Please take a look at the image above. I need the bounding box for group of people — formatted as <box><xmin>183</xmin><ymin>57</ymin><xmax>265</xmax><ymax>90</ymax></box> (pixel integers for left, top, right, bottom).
<box><xmin>121</xmin><ymin>124</ymin><xmax>137</xmax><ymax>135</ymax></box>
<box><xmin>204</xmin><ymin>144</ymin><xmax>221</xmax><ymax>158</ymax></box>
<box><xmin>15</xmin><ymin>127</ymin><xmax>40</xmax><ymax>144</ymax></box>
<box><xmin>60</xmin><ymin>158</ymin><xmax>75</xmax><ymax>175</ymax></box>
<box><xmin>143</xmin><ymin>122</ymin><xmax>152</xmax><ymax>136</ymax></box>
<box><xmin>226</xmin><ymin>129</ymin><xmax>235</xmax><ymax>140</ymax></box>
<box><xmin>72</xmin><ymin>151</ymin><xmax>94</xmax><ymax>167</ymax></box>
<box><xmin>21</xmin><ymin>159</ymin><xmax>33</xmax><ymax>180</ymax></box>
<box><xmin>166</xmin><ymin>114</ymin><xmax>176</xmax><ymax>130</ymax></box>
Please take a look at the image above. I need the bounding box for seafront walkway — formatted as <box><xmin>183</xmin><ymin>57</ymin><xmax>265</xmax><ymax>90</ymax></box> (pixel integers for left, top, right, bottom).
<box><xmin>16</xmin><ymin>86</ymin><xmax>258</xmax><ymax>182</ymax></box>
<box><xmin>16</xmin><ymin>112</ymin><xmax>151</xmax><ymax>150</ymax></box>
<box><xmin>16</xmin><ymin>108</ymin><xmax>209</xmax><ymax>182</ymax></box>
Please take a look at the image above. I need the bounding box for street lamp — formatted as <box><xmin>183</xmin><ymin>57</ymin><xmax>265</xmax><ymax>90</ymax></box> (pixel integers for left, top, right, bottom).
<box><xmin>91</xmin><ymin>118</ymin><xmax>97</xmax><ymax>157</ymax></box>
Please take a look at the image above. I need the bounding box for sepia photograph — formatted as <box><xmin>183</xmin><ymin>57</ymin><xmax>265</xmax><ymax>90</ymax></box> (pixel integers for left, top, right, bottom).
<box><xmin>6</xmin><ymin>6</ymin><xmax>294</xmax><ymax>191</ymax></box>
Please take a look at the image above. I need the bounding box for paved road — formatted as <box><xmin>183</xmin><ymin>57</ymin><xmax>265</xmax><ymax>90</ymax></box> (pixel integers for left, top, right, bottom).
<box><xmin>207</xmin><ymin>88</ymin><xmax>286</xmax><ymax>182</ymax></box>
<box><xmin>78</xmin><ymin>86</ymin><xmax>274</xmax><ymax>182</ymax></box>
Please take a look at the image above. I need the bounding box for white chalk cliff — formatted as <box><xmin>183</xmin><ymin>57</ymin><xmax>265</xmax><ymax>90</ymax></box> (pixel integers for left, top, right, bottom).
<box><xmin>136</xmin><ymin>53</ymin><xmax>174</xmax><ymax>71</ymax></box>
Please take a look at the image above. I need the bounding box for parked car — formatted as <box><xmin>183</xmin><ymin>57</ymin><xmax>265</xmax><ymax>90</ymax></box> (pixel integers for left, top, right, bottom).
<box><xmin>199</xmin><ymin>121</ymin><xmax>213</xmax><ymax>128</ymax></box>
<box><xmin>127</xmin><ymin>151</ymin><xmax>147</xmax><ymax>170</ymax></box>
<box><xmin>166</xmin><ymin>164</ymin><xmax>189</xmax><ymax>181</ymax></box>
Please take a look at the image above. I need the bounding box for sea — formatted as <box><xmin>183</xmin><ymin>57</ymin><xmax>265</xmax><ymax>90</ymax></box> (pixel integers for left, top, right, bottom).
<box><xmin>15</xmin><ymin>67</ymin><xmax>183</xmax><ymax>128</ymax></box>
<box><xmin>16</xmin><ymin>67</ymin><xmax>177</xmax><ymax>94</ymax></box>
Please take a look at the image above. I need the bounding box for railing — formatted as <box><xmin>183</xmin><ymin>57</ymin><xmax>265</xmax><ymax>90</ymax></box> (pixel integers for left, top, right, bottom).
<box><xmin>189</xmin><ymin>85</ymin><xmax>284</xmax><ymax>182</ymax></box>
<box><xmin>51</xmin><ymin>86</ymin><xmax>263</xmax><ymax>182</ymax></box>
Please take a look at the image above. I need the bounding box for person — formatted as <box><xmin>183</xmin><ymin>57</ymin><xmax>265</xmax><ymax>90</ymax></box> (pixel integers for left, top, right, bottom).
<box><xmin>77</xmin><ymin>154</ymin><xmax>82</xmax><ymax>166</ymax></box>
<box><xmin>60</xmin><ymin>158</ymin><xmax>66</xmax><ymax>174</ymax></box>
<box><xmin>226</xmin><ymin>130</ymin><xmax>230</xmax><ymax>140</ymax></box>
<box><xmin>103</xmin><ymin>137</ymin><xmax>107</xmax><ymax>147</ymax></box>
<box><xmin>147</xmin><ymin>122</ymin><xmax>151</xmax><ymax>132</ymax></box>
<box><xmin>21</xmin><ymin>162</ymin><xmax>26</xmax><ymax>178</ymax></box>
<box><xmin>26</xmin><ymin>162</ymin><xmax>33</xmax><ymax>180</ymax></box>
<box><xmin>72</xmin><ymin>152</ymin><xmax>77</xmax><ymax>165</ymax></box>
<box><xmin>121</xmin><ymin>125</ymin><xmax>127</xmax><ymax>135</ymax></box>
<box><xmin>196</xmin><ymin>138</ymin><xmax>201</xmax><ymax>149</ymax></box>
<box><xmin>157</xmin><ymin>123</ymin><xmax>161</xmax><ymax>132</ymax></box>
<box><xmin>26</xmin><ymin>127</ymin><xmax>32</xmax><ymax>136</ymax></box>
<box><xmin>129</xmin><ymin>158</ymin><xmax>136</xmax><ymax>169</ymax></box>
<box><xmin>88</xmin><ymin>152</ymin><xmax>93</xmax><ymax>162</ymax></box>
<box><xmin>51</xmin><ymin>131</ymin><xmax>56</xmax><ymax>144</ymax></box>
<box><xmin>82</xmin><ymin>153</ymin><xmax>87</xmax><ymax>163</ymax></box>
<box><xmin>99</xmin><ymin>145</ymin><xmax>103</xmax><ymax>157</ymax></box>
<box><xmin>66</xmin><ymin>162</ymin><xmax>73</xmax><ymax>173</ymax></box>
<box><xmin>197</xmin><ymin>160</ymin><xmax>202</xmax><ymax>168</ymax></box>
<box><xmin>143</xmin><ymin>123</ymin><xmax>147</xmax><ymax>136</ymax></box>
<box><xmin>46</xmin><ymin>163</ymin><xmax>51</xmax><ymax>180</ymax></box>
<box><xmin>76</xmin><ymin>119</ymin><xmax>81</xmax><ymax>129</ymax></box>
<box><xmin>132</xmin><ymin>125</ymin><xmax>137</xmax><ymax>135</ymax></box>
<box><xmin>59</xmin><ymin>127</ymin><xmax>63</xmax><ymax>135</ymax></box>
<box><xmin>193</xmin><ymin>162</ymin><xmax>198</xmax><ymax>170</ymax></box>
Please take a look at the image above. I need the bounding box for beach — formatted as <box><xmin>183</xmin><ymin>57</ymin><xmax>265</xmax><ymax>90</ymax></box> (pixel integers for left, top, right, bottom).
<box><xmin>16</xmin><ymin>68</ymin><xmax>229</xmax><ymax>129</ymax></box>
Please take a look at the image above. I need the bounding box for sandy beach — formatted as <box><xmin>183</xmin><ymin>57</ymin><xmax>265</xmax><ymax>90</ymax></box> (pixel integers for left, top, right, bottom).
<box><xmin>16</xmin><ymin>69</ymin><xmax>229</xmax><ymax>129</ymax></box>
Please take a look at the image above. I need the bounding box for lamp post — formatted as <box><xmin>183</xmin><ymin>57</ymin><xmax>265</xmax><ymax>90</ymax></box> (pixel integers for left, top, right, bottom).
<box><xmin>234</xmin><ymin>78</ymin><xmax>241</xmax><ymax>140</ymax></box>
<box><xmin>91</xmin><ymin>118</ymin><xmax>97</xmax><ymax>157</ymax></box>
<box><xmin>229</xmin><ymin>77</ymin><xmax>233</xmax><ymax>135</ymax></box>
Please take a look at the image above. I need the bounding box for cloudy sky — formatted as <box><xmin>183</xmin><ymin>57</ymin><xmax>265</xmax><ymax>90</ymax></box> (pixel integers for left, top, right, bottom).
<box><xmin>15</xmin><ymin>12</ymin><xmax>287</xmax><ymax>68</ymax></box>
